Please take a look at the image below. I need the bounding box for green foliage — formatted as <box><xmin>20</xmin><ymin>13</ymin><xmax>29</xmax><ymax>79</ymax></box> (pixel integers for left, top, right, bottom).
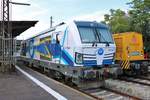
<box><xmin>128</xmin><ymin>0</ymin><xmax>150</xmax><ymax>36</ymax></box>
<box><xmin>128</xmin><ymin>0</ymin><xmax>150</xmax><ymax>52</ymax></box>
<box><xmin>104</xmin><ymin>9</ymin><xmax>131</xmax><ymax>33</ymax></box>
<box><xmin>103</xmin><ymin>0</ymin><xmax>150</xmax><ymax>52</ymax></box>
<box><xmin>104</xmin><ymin>0</ymin><xmax>150</xmax><ymax>34</ymax></box>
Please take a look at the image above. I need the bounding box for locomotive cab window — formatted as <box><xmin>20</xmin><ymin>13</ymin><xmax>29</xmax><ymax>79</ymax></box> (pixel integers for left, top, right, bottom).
<box><xmin>78</xmin><ymin>27</ymin><xmax>99</xmax><ymax>43</ymax></box>
<box><xmin>97</xmin><ymin>28</ymin><xmax>113</xmax><ymax>43</ymax></box>
<box><xmin>77</xmin><ymin>27</ymin><xmax>113</xmax><ymax>44</ymax></box>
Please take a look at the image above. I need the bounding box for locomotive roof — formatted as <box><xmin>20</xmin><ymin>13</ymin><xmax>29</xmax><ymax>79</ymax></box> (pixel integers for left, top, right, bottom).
<box><xmin>75</xmin><ymin>21</ymin><xmax>108</xmax><ymax>29</ymax></box>
<box><xmin>25</xmin><ymin>22</ymin><xmax>65</xmax><ymax>40</ymax></box>
<box><xmin>25</xmin><ymin>21</ymin><xmax>109</xmax><ymax>41</ymax></box>
<box><xmin>0</xmin><ymin>21</ymin><xmax>38</xmax><ymax>38</ymax></box>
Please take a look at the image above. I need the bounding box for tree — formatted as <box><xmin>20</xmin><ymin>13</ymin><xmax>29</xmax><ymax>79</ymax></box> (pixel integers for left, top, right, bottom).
<box><xmin>103</xmin><ymin>0</ymin><xmax>150</xmax><ymax>52</ymax></box>
<box><xmin>128</xmin><ymin>0</ymin><xmax>150</xmax><ymax>52</ymax></box>
<box><xmin>128</xmin><ymin>0</ymin><xmax>150</xmax><ymax>35</ymax></box>
<box><xmin>104</xmin><ymin>9</ymin><xmax>131</xmax><ymax>33</ymax></box>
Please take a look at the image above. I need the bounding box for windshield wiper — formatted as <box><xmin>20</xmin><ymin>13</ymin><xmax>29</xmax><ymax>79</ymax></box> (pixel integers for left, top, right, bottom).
<box><xmin>97</xmin><ymin>30</ymin><xmax>110</xmax><ymax>47</ymax></box>
<box><xmin>105</xmin><ymin>41</ymin><xmax>110</xmax><ymax>46</ymax></box>
<box><xmin>102</xmin><ymin>37</ymin><xmax>110</xmax><ymax>47</ymax></box>
<box><xmin>92</xmin><ymin>41</ymin><xmax>97</xmax><ymax>47</ymax></box>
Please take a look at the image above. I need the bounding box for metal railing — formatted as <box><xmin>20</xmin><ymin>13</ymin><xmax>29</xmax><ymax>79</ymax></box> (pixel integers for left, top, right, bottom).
<box><xmin>0</xmin><ymin>37</ymin><xmax>16</xmax><ymax>72</ymax></box>
<box><xmin>0</xmin><ymin>0</ymin><xmax>15</xmax><ymax>72</ymax></box>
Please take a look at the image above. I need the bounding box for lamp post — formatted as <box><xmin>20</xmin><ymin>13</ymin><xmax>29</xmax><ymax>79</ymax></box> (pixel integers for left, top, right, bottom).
<box><xmin>9</xmin><ymin>1</ymin><xmax>30</xmax><ymax>6</ymax></box>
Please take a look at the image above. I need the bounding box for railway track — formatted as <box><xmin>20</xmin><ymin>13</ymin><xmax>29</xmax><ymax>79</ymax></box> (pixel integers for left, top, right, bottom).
<box><xmin>137</xmin><ymin>74</ymin><xmax>150</xmax><ymax>81</ymax></box>
<box><xmin>28</xmin><ymin>67</ymin><xmax>142</xmax><ymax>100</ymax></box>
<box><xmin>17</xmin><ymin>62</ymin><xmax>144</xmax><ymax>100</ymax></box>
<box><xmin>119</xmin><ymin>72</ymin><xmax>150</xmax><ymax>86</ymax></box>
<box><xmin>105</xmin><ymin>79</ymin><xmax>150</xmax><ymax>100</ymax></box>
<box><xmin>32</xmin><ymin>68</ymin><xmax>141</xmax><ymax>100</ymax></box>
<box><xmin>80</xmin><ymin>87</ymin><xmax>141</xmax><ymax>100</ymax></box>
<box><xmin>119</xmin><ymin>77</ymin><xmax>150</xmax><ymax>86</ymax></box>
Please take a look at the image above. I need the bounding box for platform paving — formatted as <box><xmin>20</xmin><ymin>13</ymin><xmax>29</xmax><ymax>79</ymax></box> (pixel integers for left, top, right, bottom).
<box><xmin>0</xmin><ymin>72</ymin><xmax>56</xmax><ymax>100</ymax></box>
<box><xmin>0</xmin><ymin>63</ymin><xmax>94</xmax><ymax>100</ymax></box>
<box><xmin>17</xmin><ymin>63</ymin><xmax>94</xmax><ymax>100</ymax></box>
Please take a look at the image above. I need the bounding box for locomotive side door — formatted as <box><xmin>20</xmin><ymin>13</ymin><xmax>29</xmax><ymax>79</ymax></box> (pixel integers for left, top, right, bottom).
<box><xmin>52</xmin><ymin>32</ymin><xmax>64</xmax><ymax>64</ymax></box>
<box><xmin>51</xmin><ymin>32</ymin><xmax>60</xmax><ymax>64</ymax></box>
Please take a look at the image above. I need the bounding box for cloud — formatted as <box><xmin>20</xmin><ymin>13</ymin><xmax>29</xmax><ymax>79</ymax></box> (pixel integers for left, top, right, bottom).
<box><xmin>16</xmin><ymin>11</ymin><xmax>107</xmax><ymax>40</ymax></box>
<box><xmin>16</xmin><ymin>21</ymin><xmax>50</xmax><ymax>40</ymax></box>
<box><xmin>11</xmin><ymin>0</ymin><xmax>49</xmax><ymax>40</ymax></box>
<box><xmin>11</xmin><ymin>1</ymin><xmax>48</xmax><ymax>20</ymax></box>
<box><xmin>12</xmin><ymin>1</ymin><xmax>107</xmax><ymax>40</ymax></box>
<box><xmin>69</xmin><ymin>11</ymin><xmax>107</xmax><ymax>22</ymax></box>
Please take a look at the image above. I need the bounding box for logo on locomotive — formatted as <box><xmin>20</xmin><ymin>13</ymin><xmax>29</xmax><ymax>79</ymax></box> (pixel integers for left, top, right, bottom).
<box><xmin>98</xmin><ymin>48</ymin><xmax>104</xmax><ymax>55</ymax></box>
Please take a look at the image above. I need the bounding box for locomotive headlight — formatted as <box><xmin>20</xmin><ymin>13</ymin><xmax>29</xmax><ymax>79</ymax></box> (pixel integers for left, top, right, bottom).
<box><xmin>75</xmin><ymin>52</ymin><xmax>83</xmax><ymax>64</ymax></box>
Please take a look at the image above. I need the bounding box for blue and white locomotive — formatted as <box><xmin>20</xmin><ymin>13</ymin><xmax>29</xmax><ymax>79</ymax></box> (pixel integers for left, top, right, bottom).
<box><xmin>20</xmin><ymin>21</ymin><xmax>120</xmax><ymax>87</ymax></box>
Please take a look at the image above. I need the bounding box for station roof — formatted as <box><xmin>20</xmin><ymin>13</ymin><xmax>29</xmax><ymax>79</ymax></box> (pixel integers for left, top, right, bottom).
<box><xmin>0</xmin><ymin>21</ymin><xmax>38</xmax><ymax>38</ymax></box>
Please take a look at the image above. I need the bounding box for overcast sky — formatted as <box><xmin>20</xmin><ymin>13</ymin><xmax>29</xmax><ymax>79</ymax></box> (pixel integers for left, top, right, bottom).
<box><xmin>1</xmin><ymin>0</ymin><xmax>130</xmax><ymax>39</ymax></box>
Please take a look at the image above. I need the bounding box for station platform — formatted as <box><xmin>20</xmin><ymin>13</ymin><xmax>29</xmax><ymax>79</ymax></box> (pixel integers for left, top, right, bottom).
<box><xmin>0</xmin><ymin>64</ymin><xmax>94</xmax><ymax>100</ymax></box>
<box><xmin>0</xmin><ymin>72</ymin><xmax>55</xmax><ymax>100</ymax></box>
